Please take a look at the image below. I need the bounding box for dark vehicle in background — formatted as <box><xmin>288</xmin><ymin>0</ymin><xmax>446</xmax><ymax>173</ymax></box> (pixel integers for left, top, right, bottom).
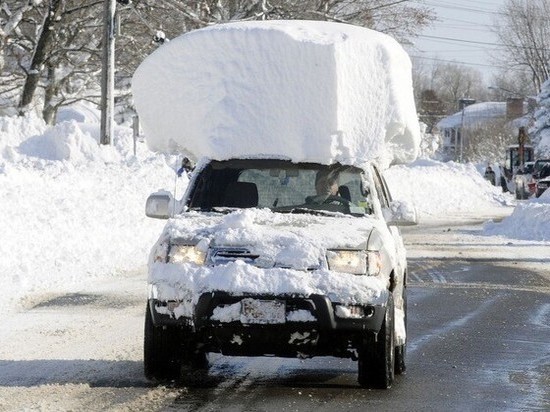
<box><xmin>534</xmin><ymin>162</ymin><xmax>550</xmax><ymax>197</ymax></box>
<box><xmin>533</xmin><ymin>159</ymin><xmax>550</xmax><ymax>179</ymax></box>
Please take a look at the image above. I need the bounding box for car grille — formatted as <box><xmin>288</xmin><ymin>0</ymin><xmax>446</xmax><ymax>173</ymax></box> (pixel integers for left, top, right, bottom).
<box><xmin>207</xmin><ymin>247</ymin><xmax>320</xmax><ymax>270</ymax></box>
<box><xmin>208</xmin><ymin>247</ymin><xmax>260</xmax><ymax>265</ymax></box>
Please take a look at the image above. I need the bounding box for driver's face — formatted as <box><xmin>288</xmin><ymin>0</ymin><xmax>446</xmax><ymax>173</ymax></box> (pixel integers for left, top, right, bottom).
<box><xmin>329</xmin><ymin>181</ymin><xmax>338</xmax><ymax>195</ymax></box>
<box><xmin>316</xmin><ymin>176</ymin><xmax>338</xmax><ymax>195</ymax></box>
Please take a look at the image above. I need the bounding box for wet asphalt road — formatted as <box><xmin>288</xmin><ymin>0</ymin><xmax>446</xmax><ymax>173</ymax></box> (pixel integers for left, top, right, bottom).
<box><xmin>1</xmin><ymin>223</ymin><xmax>549</xmax><ymax>411</ymax></box>
<box><xmin>166</xmin><ymin>258</ymin><xmax>550</xmax><ymax>412</ymax></box>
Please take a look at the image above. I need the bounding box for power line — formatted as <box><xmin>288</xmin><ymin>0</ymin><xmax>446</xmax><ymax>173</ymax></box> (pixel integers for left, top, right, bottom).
<box><xmin>444</xmin><ymin>16</ymin><xmax>496</xmax><ymax>27</ymax></box>
<box><xmin>414</xmin><ymin>36</ymin><xmax>506</xmax><ymax>52</ymax></box>
<box><xmin>417</xmin><ymin>0</ymin><xmax>505</xmax><ymax>16</ymax></box>
<box><xmin>410</xmin><ymin>54</ymin><xmax>525</xmax><ymax>73</ymax></box>
<box><xmin>440</xmin><ymin>23</ymin><xmax>494</xmax><ymax>33</ymax></box>
<box><xmin>411</xmin><ymin>54</ymin><xmax>496</xmax><ymax>68</ymax></box>
<box><xmin>418</xmin><ymin>34</ymin><xmax>499</xmax><ymax>47</ymax></box>
<box><xmin>416</xmin><ymin>34</ymin><xmax>550</xmax><ymax>52</ymax></box>
<box><xmin>417</xmin><ymin>48</ymin><xmax>501</xmax><ymax>54</ymax></box>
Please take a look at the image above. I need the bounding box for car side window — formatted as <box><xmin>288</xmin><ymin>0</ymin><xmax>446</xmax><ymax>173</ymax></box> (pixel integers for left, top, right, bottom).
<box><xmin>371</xmin><ymin>166</ymin><xmax>390</xmax><ymax>208</ymax></box>
<box><xmin>378</xmin><ymin>171</ymin><xmax>394</xmax><ymax>203</ymax></box>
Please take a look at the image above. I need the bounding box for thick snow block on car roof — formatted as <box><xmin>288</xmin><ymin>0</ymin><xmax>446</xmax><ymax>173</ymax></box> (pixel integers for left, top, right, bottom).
<box><xmin>132</xmin><ymin>20</ymin><xmax>420</xmax><ymax>167</ymax></box>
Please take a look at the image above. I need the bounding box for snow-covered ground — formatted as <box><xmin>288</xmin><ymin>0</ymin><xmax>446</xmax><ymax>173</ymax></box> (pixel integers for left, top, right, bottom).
<box><xmin>2</xmin><ymin>113</ymin><xmax>549</xmax><ymax>317</ymax></box>
<box><xmin>0</xmin><ymin>114</ymin><xmax>177</xmax><ymax>315</ymax></box>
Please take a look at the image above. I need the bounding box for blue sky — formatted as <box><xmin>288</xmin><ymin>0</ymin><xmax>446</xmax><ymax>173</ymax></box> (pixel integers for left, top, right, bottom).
<box><xmin>406</xmin><ymin>0</ymin><xmax>508</xmax><ymax>80</ymax></box>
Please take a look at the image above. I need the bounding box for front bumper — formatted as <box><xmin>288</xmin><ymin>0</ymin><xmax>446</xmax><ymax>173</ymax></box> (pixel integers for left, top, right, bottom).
<box><xmin>148</xmin><ymin>292</ymin><xmax>387</xmax><ymax>358</ymax></box>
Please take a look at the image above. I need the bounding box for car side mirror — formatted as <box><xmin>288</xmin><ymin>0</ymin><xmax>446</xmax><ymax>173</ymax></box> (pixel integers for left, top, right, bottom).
<box><xmin>383</xmin><ymin>200</ymin><xmax>417</xmax><ymax>226</ymax></box>
<box><xmin>145</xmin><ymin>191</ymin><xmax>173</xmax><ymax>219</ymax></box>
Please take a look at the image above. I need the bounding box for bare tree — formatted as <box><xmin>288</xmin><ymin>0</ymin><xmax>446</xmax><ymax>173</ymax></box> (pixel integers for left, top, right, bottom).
<box><xmin>433</xmin><ymin>63</ymin><xmax>485</xmax><ymax>112</ymax></box>
<box><xmin>2</xmin><ymin>0</ymin><xmax>435</xmax><ymax>123</ymax></box>
<box><xmin>18</xmin><ymin>0</ymin><xmax>66</xmax><ymax>115</ymax></box>
<box><xmin>417</xmin><ymin>89</ymin><xmax>445</xmax><ymax>133</ymax></box>
<box><xmin>1</xmin><ymin>0</ymin><xmax>104</xmax><ymax>120</ymax></box>
<box><xmin>494</xmin><ymin>0</ymin><xmax>550</xmax><ymax>93</ymax></box>
<box><xmin>0</xmin><ymin>1</ymin><xmax>44</xmax><ymax>112</ymax></box>
<box><xmin>412</xmin><ymin>61</ymin><xmax>486</xmax><ymax>117</ymax></box>
<box><xmin>488</xmin><ymin>70</ymin><xmax>536</xmax><ymax>101</ymax></box>
<box><xmin>0</xmin><ymin>1</ymin><xmax>34</xmax><ymax>71</ymax></box>
<box><xmin>155</xmin><ymin>0</ymin><xmax>435</xmax><ymax>43</ymax></box>
<box><xmin>463</xmin><ymin>120</ymin><xmax>515</xmax><ymax>163</ymax></box>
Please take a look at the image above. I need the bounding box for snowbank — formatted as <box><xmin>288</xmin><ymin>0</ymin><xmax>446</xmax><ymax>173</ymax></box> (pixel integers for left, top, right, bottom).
<box><xmin>0</xmin><ymin>114</ymin><xmax>179</xmax><ymax>314</ymax></box>
<box><xmin>529</xmin><ymin>78</ymin><xmax>550</xmax><ymax>157</ymax></box>
<box><xmin>484</xmin><ymin>190</ymin><xmax>550</xmax><ymax>241</ymax></box>
<box><xmin>384</xmin><ymin>159</ymin><xmax>514</xmax><ymax>221</ymax></box>
<box><xmin>56</xmin><ymin>101</ymin><xmax>101</xmax><ymax>124</ymax></box>
<box><xmin>132</xmin><ymin>20</ymin><xmax>420</xmax><ymax>168</ymax></box>
<box><xmin>533</xmin><ymin>128</ymin><xmax>550</xmax><ymax>157</ymax></box>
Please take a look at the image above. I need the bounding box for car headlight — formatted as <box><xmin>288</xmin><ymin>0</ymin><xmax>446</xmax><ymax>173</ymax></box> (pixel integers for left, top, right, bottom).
<box><xmin>168</xmin><ymin>244</ymin><xmax>206</xmax><ymax>265</ymax></box>
<box><xmin>326</xmin><ymin>250</ymin><xmax>367</xmax><ymax>275</ymax></box>
<box><xmin>366</xmin><ymin>251</ymin><xmax>382</xmax><ymax>276</ymax></box>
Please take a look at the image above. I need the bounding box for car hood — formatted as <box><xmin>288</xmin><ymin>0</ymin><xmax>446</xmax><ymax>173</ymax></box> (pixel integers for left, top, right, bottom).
<box><xmin>157</xmin><ymin>208</ymin><xmax>384</xmax><ymax>270</ymax></box>
<box><xmin>148</xmin><ymin>208</ymin><xmax>391</xmax><ymax>308</ymax></box>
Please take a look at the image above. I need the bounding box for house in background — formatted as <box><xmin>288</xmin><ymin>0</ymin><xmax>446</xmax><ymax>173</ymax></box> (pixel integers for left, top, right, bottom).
<box><xmin>436</xmin><ymin>98</ymin><xmax>529</xmax><ymax>161</ymax></box>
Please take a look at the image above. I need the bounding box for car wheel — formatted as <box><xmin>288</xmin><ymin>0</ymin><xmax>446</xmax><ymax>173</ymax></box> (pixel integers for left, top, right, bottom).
<box><xmin>144</xmin><ymin>304</ymin><xmax>182</xmax><ymax>381</ymax></box>
<box><xmin>394</xmin><ymin>287</ymin><xmax>407</xmax><ymax>375</ymax></box>
<box><xmin>358</xmin><ymin>293</ymin><xmax>395</xmax><ymax>389</ymax></box>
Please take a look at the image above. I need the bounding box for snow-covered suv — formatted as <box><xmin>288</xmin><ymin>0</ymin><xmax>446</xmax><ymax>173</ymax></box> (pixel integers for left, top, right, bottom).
<box><xmin>144</xmin><ymin>157</ymin><xmax>416</xmax><ymax>389</ymax></box>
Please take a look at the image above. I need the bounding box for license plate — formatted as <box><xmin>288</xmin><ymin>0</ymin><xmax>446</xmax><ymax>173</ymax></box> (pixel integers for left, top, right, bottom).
<box><xmin>240</xmin><ymin>298</ymin><xmax>286</xmax><ymax>324</ymax></box>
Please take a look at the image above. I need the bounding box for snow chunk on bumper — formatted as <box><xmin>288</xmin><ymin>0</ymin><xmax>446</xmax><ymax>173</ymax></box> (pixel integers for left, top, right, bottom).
<box><xmin>132</xmin><ymin>20</ymin><xmax>420</xmax><ymax>168</ymax></box>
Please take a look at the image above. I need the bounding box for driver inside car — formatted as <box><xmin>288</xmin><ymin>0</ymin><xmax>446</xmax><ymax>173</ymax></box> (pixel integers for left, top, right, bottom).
<box><xmin>306</xmin><ymin>170</ymin><xmax>342</xmax><ymax>204</ymax></box>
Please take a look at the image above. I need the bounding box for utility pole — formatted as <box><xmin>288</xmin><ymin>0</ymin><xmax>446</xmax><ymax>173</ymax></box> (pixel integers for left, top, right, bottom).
<box><xmin>100</xmin><ymin>0</ymin><xmax>116</xmax><ymax>145</ymax></box>
<box><xmin>457</xmin><ymin>98</ymin><xmax>476</xmax><ymax>162</ymax></box>
<box><xmin>518</xmin><ymin>126</ymin><xmax>527</xmax><ymax>169</ymax></box>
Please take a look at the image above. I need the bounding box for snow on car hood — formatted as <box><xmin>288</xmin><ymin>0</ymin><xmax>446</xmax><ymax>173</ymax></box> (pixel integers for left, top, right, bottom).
<box><xmin>148</xmin><ymin>209</ymin><xmax>390</xmax><ymax>312</ymax></box>
<box><xmin>160</xmin><ymin>209</ymin><xmax>381</xmax><ymax>267</ymax></box>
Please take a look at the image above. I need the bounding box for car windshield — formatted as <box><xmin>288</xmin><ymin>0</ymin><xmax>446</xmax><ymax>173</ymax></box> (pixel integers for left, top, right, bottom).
<box><xmin>187</xmin><ymin>159</ymin><xmax>372</xmax><ymax>216</ymax></box>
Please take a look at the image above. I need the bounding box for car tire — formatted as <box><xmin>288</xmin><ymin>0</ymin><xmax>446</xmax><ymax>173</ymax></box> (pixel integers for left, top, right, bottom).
<box><xmin>358</xmin><ymin>292</ymin><xmax>395</xmax><ymax>389</ymax></box>
<box><xmin>144</xmin><ymin>304</ymin><xmax>182</xmax><ymax>381</ymax></box>
<box><xmin>394</xmin><ymin>287</ymin><xmax>407</xmax><ymax>375</ymax></box>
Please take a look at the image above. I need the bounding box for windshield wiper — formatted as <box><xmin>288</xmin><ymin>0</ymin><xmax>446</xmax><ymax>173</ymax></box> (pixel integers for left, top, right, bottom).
<box><xmin>275</xmin><ymin>207</ymin><xmax>341</xmax><ymax>216</ymax></box>
<box><xmin>187</xmin><ymin>206</ymin><xmax>237</xmax><ymax>214</ymax></box>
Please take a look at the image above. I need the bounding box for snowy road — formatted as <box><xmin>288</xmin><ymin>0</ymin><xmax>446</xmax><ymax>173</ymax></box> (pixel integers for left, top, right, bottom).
<box><xmin>0</xmin><ymin>221</ymin><xmax>549</xmax><ymax>411</ymax></box>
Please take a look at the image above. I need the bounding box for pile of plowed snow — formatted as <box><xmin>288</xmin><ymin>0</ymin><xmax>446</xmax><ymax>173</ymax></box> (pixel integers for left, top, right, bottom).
<box><xmin>384</xmin><ymin>159</ymin><xmax>514</xmax><ymax>221</ymax></box>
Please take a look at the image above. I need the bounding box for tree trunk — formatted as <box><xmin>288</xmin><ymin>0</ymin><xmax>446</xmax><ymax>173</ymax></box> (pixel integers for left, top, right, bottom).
<box><xmin>42</xmin><ymin>64</ymin><xmax>58</xmax><ymax>125</ymax></box>
<box><xmin>18</xmin><ymin>0</ymin><xmax>63</xmax><ymax>115</ymax></box>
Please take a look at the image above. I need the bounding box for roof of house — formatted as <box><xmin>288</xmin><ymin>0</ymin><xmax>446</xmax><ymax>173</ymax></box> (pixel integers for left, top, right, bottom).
<box><xmin>437</xmin><ymin>102</ymin><xmax>507</xmax><ymax>129</ymax></box>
